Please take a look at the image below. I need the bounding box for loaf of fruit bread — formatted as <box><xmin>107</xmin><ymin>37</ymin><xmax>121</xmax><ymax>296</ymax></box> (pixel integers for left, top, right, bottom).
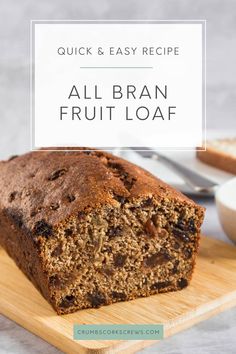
<box><xmin>0</xmin><ymin>149</ymin><xmax>205</xmax><ymax>314</ymax></box>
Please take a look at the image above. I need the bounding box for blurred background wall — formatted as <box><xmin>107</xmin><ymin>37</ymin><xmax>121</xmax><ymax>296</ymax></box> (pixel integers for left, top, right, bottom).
<box><xmin>0</xmin><ymin>0</ymin><xmax>235</xmax><ymax>158</ymax></box>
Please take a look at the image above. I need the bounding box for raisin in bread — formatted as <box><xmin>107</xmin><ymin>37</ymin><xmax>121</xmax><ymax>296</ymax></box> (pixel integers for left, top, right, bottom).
<box><xmin>197</xmin><ymin>138</ymin><xmax>236</xmax><ymax>175</ymax></box>
<box><xmin>0</xmin><ymin>149</ymin><xmax>205</xmax><ymax>314</ymax></box>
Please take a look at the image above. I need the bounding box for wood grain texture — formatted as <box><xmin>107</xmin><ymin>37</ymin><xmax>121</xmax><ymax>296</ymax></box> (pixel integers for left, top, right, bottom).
<box><xmin>0</xmin><ymin>236</ymin><xmax>236</xmax><ymax>354</ymax></box>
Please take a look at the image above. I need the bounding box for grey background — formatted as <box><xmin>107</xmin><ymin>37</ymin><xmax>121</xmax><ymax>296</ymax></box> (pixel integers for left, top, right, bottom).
<box><xmin>0</xmin><ymin>1</ymin><xmax>236</xmax><ymax>353</ymax></box>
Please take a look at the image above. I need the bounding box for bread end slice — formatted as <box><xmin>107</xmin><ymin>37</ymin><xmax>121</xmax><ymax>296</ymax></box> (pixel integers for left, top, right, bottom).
<box><xmin>197</xmin><ymin>138</ymin><xmax>236</xmax><ymax>175</ymax></box>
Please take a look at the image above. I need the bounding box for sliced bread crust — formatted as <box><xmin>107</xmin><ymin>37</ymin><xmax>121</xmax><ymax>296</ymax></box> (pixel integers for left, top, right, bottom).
<box><xmin>197</xmin><ymin>138</ymin><xmax>236</xmax><ymax>175</ymax></box>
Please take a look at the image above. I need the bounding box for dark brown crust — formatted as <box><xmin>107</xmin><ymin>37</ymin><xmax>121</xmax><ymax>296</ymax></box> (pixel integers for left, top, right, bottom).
<box><xmin>0</xmin><ymin>209</ymin><xmax>51</xmax><ymax>303</ymax></box>
<box><xmin>0</xmin><ymin>149</ymin><xmax>197</xmax><ymax>230</ymax></box>
<box><xmin>197</xmin><ymin>146</ymin><xmax>236</xmax><ymax>175</ymax></box>
<box><xmin>0</xmin><ymin>149</ymin><xmax>205</xmax><ymax>314</ymax></box>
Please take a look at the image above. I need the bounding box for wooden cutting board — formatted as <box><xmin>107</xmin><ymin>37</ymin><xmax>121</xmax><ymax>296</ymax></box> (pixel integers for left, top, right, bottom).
<box><xmin>0</xmin><ymin>236</ymin><xmax>236</xmax><ymax>354</ymax></box>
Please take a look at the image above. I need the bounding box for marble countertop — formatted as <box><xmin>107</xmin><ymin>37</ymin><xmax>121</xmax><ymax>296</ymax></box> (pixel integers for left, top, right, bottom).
<box><xmin>1</xmin><ymin>0</ymin><xmax>236</xmax><ymax>353</ymax></box>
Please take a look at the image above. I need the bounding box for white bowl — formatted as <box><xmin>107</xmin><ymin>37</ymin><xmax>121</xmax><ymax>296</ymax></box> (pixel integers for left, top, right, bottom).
<box><xmin>215</xmin><ymin>177</ymin><xmax>236</xmax><ymax>244</ymax></box>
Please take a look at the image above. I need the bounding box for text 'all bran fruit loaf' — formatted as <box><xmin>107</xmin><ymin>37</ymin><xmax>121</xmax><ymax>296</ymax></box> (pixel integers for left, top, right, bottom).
<box><xmin>0</xmin><ymin>149</ymin><xmax>205</xmax><ymax>314</ymax></box>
